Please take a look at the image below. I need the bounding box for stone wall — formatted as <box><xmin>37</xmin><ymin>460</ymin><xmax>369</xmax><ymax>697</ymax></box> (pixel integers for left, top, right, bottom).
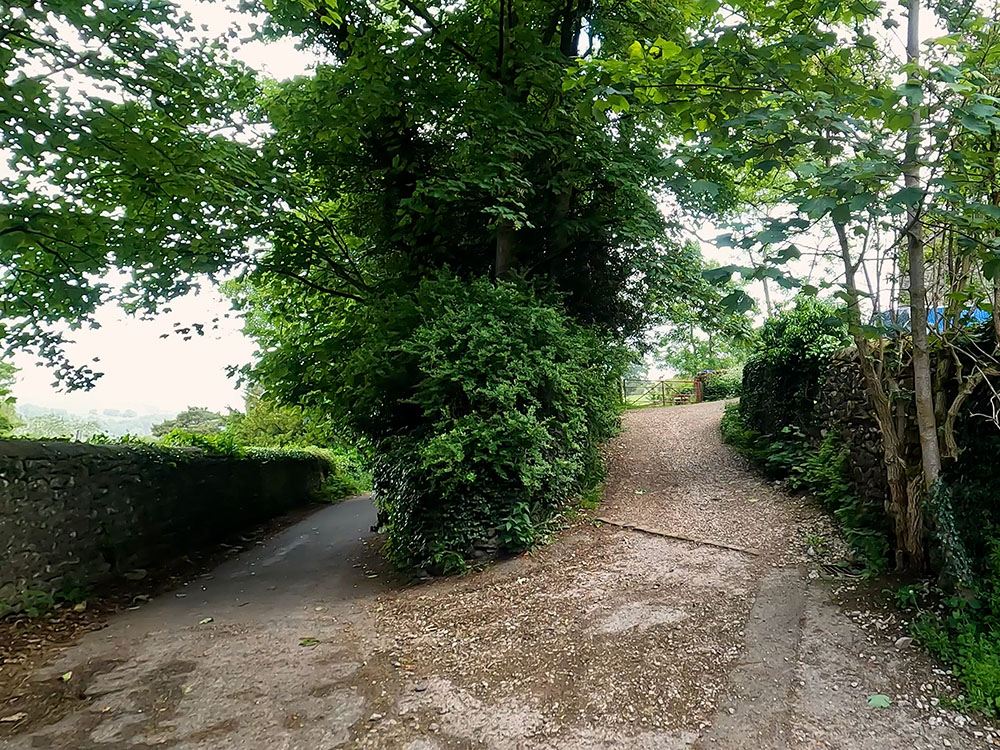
<box><xmin>813</xmin><ymin>348</ymin><xmax>890</xmax><ymax>512</ymax></box>
<box><xmin>0</xmin><ymin>441</ymin><xmax>329</xmax><ymax>607</ymax></box>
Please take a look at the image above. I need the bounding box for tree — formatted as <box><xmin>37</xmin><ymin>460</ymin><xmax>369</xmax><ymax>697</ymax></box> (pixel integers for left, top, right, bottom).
<box><xmin>0</xmin><ymin>361</ymin><xmax>19</xmax><ymax>436</ymax></box>
<box><xmin>1</xmin><ymin>1</ymin><xmax>266</xmax><ymax>388</ymax></box>
<box><xmin>654</xmin><ymin>245</ymin><xmax>752</xmax><ymax>376</ymax></box>
<box><xmin>574</xmin><ymin>0</ymin><xmax>1000</xmax><ymax>568</ymax></box>
<box><xmin>151</xmin><ymin>407</ymin><xmax>227</xmax><ymax>437</ymax></box>
<box><xmin>227</xmin><ymin>393</ymin><xmax>341</xmax><ymax>448</ymax></box>
<box><xmin>14</xmin><ymin>412</ymin><xmax>103</xmax><ymax>441</ymax></box>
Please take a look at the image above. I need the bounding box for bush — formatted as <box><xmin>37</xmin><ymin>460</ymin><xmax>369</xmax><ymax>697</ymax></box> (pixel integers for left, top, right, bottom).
<box><xmin>720</xmin><ymin>402</ymin><xmax>764</xmax><ymax>460</ymax></box>
<box><xmin>906</xmin><ymin>537</ymin><xmax>1000</xmax><ymax>716</ymax></box>
<box><xmin>157</xmin><ymin>428</ymin><xmax>243</xmax><ymax>455</ymax></box>
<box><xmin>156</xmin><ymin>430</ymin><xmax>364</xmax><ymax>502</ymax></box>
<box><xmin>345</xmin><ymin>275</ymin><xmax>624</xmax><ymax>571</ymax></box>
<box><xmin>766</xmin><ymin>429</ymin><xmax>889</xmax><ymax>572</ymax></box>
<box><xmin>740</xmin><ymin>297</ymin><xmax>849</xmax><ymax>435</ymax></box>
<box><xmin>701</xmin><ymin>369</ymin><xmax>742</xmax><ymax>401</ymax></box>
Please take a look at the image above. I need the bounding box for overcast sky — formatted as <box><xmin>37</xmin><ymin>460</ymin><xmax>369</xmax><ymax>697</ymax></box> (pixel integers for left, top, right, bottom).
<box><xmin>11</xmin><ymin>1</ymin><xmax>318</xmax><ymax>415</ymax></box>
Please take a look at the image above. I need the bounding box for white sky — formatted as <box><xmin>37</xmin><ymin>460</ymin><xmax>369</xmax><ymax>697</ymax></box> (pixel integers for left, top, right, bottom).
<box><xmin>11</xmin><ymin>1</ymin><xmax>318</xmax><ymax>415</ymax></box>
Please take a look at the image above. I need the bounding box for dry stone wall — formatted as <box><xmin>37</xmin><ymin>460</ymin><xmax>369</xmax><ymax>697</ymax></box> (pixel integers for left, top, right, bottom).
<box><xmin>814</xmin><ymin>348</ymin><xmax>890</xmax><ymax>512</ymax></box>
<box><xmin>0</xmin><ymin>440</ymin><xmax>328</xmax><ymax>607</ymax></box>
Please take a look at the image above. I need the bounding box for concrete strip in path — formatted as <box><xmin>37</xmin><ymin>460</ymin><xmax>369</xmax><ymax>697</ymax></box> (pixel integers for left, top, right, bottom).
<box><xmin>696</xmin><ymin>567</ymin><xmax>807</xmax><ymax>750</ymax></box>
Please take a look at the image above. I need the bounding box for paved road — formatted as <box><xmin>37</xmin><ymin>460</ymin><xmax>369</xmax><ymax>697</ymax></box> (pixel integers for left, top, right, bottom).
<box><xmin>5</xmin><ymin>496</ymin><xmax>397</xmax><ymax>749</ymax></box>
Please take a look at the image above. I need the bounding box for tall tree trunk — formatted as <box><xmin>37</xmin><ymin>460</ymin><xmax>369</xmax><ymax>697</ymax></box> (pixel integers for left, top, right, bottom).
<box><xmin>834</xmin><ymin>222</ymin><xmax>921</xmax><ymax>568</ymax></box>
<box><xmin>905</xmin><ymin>0</ymin><xmax>943</xmax><ymax>498</ymax></box>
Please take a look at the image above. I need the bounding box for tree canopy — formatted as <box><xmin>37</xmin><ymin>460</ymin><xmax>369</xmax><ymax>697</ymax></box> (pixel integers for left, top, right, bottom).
<box><xmin>5</xmin><ymin>0</ymin><xmax>1000</xmax><ymax>571</ymax></box>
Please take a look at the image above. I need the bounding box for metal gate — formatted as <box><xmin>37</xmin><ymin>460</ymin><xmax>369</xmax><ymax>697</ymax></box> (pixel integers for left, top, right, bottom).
<box><xmin>622</xmin><ymin>379</ymin><xmax>701</xmax><ymax>408</ymax></box>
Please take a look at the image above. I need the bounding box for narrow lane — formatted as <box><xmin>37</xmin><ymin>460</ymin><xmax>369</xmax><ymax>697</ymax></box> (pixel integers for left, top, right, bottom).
<box><xmin>5</xmin><ymin>404</ymin><xmax>994</xmax><ymax>749</ymax></box>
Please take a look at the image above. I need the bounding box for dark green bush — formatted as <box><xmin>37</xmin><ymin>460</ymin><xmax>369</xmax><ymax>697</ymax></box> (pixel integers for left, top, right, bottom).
<box><xmin>702</xmin><ymin>369</ymin><xmax>742</xmax><ymax>401</ymax></box>
<box><xmin>337</xmin><ymin>275</ymin><xmax>625</xmax><ymax>571</ymax></box>
<box><xmin>906</xmin><ymin>537</ymin><xmax>1000</xmax><ymax>716</ymax></box>
<box><xmin>720</xmin><ymin>401</ymin><xmax>765</xmax><ymax>460</ymax></box>
<box><xmin>740</xmin><ymin>297</ymin><xmax>849</xmax><ymax>435</ymax></box>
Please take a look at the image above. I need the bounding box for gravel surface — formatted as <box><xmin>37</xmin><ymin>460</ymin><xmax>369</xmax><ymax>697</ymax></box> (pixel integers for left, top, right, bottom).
<box><xmin>4</xmin><ymin>401</ymin><xmax>998</xmax><ymax>748</ymax></box>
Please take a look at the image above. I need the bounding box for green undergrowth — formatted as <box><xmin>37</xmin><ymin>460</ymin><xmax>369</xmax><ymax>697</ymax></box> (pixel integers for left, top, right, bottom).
<box><xmin>895</xmin><ymin>493</ymin><xmax>1000</xmax><ymax>717</ymax></box>
<box><xmin>896</xmin><ymin>542</ymin><xmax>1000</xmax><ymax>717</ymax></box>
<box><xmin>721</xmin><ymin>402</ymin><xmax>889</xmax><ymax>574</ymax></box>
<box><xmin>0</xmin><ymin>582</ymin><xmax>89</xmax><ymax>619</ymax></box>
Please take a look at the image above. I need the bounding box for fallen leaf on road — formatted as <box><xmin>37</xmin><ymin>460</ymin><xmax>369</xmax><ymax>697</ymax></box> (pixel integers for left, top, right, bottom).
<box><xmin>0</xmin><ymin>713</ymin><xmax>27</xmax><ymax>723</ymax></box>
<box><xmin>299</xmin><ymin>637</ymin><xmax>319</xmax><ymax>648</ymax></box>
<box><xmin>59</xmin><ymin>671</ymin><xmax>72</xmax><ymax>682</ymax></box>
<box><xmin>199</xmin><ymin>617</ymin><xmax>213</xmax><ymax>625</ymax></box>
<box><xmin>867</xmin><ymin>693</ymin><xmax>891</xmax><ymax>709</ymax></box>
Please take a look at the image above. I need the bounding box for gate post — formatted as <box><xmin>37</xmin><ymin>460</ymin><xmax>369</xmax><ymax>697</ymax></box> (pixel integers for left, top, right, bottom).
<box><xmin>695</xmin><ymin>377</ymin><xmax>703</xmax><ymax>403</ymax></box>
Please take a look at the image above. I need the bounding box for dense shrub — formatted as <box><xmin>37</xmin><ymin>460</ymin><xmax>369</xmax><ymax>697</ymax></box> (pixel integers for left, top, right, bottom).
<box><xmin>907</xmin><ymin>538</ymin><xmax>1000</xmax><ymax>716</ymax></box>
<box><xmin>740</xmin><ymin>297</ymin><xmax>849</xmax><ymax>435</ymax></box>
<box><xmin>902</xmin><ymin>372</ymin><xmax>1000</xmax><ymax>714</ymax></box>
<box><xmin>720</xmin><ymin>402</ymin><xmax>765</xmax><ymax>460</ymax></box>
<box><xmin>155</xmin><ymin>429</ymin><xmax>363</xmax><ymax>501</ymax></box>
<box><xmin>701</xmin><ymin>369</ymin><xmax>742</xmax><ymax>401</ymax></box>
<box><xmin>328</xmin><ymin>275</ymin><xmax>625</xmax><ymax>571</ymax></box>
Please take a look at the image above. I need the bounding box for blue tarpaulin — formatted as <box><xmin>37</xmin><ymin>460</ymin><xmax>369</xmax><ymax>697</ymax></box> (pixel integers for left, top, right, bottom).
<box><xmin>873</xmin><ymin>306</ymin><xmax>992</xmax><ymax>333</ymax></box>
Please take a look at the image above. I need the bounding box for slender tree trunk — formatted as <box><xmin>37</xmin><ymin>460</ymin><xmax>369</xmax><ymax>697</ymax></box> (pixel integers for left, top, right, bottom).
<box><xmin>904</xmin><ymin>0</ymin><xmax>943</xmax><ymax>494</ymax></box>
<box><xmin>835</xmin><ymin>222</ymin><xmax>922</xmax><ymax>568</ymax></box>
<box><xmin>761</xmin><ymin>277</ymin><xmax>773</xmax><ymax>318</ymax></box>
<box><xmin>495</xmin><ymin>220</ymin><xmax>514</xmax><ymax>279</ymax></box>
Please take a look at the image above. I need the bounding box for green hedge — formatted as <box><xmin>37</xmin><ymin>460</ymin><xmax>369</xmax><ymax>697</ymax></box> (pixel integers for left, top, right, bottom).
<box><xmin>701</xmin><ymin>369</ymin><xmax>742</xmax><ymax>401</ymax></box>
<box><xmin>346</xmin><ymin>275</ymin><xmax>625</xmax><ymax>572</ymax></box>
<box><xmin>740</xmin><ymin>297</ymin><xmax>849</xmax><ymax>435</ymax></box>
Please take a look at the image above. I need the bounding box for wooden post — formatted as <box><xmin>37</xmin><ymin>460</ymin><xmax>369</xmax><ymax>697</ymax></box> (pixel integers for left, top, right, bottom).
<box><xmin>660</xmin><ymin>381</ymin><xmax>666</xmax><ymax>406</ymax></box>
<box><xmin>695</xmin><ymin>377</ymin><xmax>703</xmax><ymax>403</ymax></box>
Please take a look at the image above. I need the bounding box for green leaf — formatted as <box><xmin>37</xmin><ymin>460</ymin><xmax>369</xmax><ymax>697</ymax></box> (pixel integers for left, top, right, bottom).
<box><xmin>719</xmin><ymin>290</ymin><xmax>755</xmax><ymax>314</ymax></box>
<box><xmin>866</xmin><ymin>694</ymin><xmax>892</xmax><ymax>709</ymax></box>
<box><xmin>771</xmin><ymin>244</ymin><xmax>802</xmax><ymax>264</ymax></box>
<box><xmin>799</xmin><ymin>197</ymin><xmax>835</xmax><ymax>219</ymax></box>
<box><xmin>896</xmin><ymin>82</ymin><xmax>923</xmax><ymax>106</ymax></box>
<box><xmin>692</xmin><ymin>180</ymin><xmax>720</xmax><ymax>196</ymax></box>
<box><xmin>702</xmin><ymin>265</ymin><xmax>738</xmax><ymax>284</ymax></box>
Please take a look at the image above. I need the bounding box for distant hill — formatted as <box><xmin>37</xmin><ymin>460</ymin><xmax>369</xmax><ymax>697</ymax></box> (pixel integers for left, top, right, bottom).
<box><xmin>13</xmin><ymin>404</ymin><xmax>175</xmax><ymax>438</ymax></box>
